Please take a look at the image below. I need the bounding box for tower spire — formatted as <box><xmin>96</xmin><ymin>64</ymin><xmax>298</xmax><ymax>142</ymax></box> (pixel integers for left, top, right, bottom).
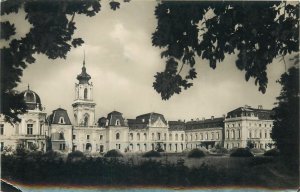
<box><xmin>83</xmin><ymin>50</ymin><xmax>85</xmax><ymax>67</ymax></box>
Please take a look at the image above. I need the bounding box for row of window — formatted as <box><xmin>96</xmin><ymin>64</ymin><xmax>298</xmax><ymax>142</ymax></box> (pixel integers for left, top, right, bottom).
<box><xmin>226</xmin><ymin>129</ymin><xmax>241</xmax><ymax>139</ymax></box>
<box><xmin>227</xmin><ymin>123</ymin><xmax>272</xmax><ymax>128</ymax></box>
<box><xmin>248</xmin><ymin>130</ymin><xmax>271</xmax><ymax>139</ymax></box>
<box><xmin>186</xmin><ymin>132</ymin><xmax>220</xmax><ymax>141</ymax></box>
<box><xmin>128</xmin><ymin>132</ymin><xmax>185</xmax><ymax>141</ymax></box>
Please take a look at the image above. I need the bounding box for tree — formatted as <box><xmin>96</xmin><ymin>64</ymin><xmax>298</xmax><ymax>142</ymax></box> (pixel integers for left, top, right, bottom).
<box><xmin>271</xmin><ymin>66</ymin><xmax>299</xmax><ymax>169</ymax></box>
<box><xmin>0</xmin><ymin>0</ymin><xmax>128</xmax><ymax>122</ymax></box>
<box><xmin>152</xmin><ymin>1</ymin><xmax>299</xmax><ymax>99</ymax></box>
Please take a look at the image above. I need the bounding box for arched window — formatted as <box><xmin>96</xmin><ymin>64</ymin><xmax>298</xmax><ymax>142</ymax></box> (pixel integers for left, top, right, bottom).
<box><xmin>175</xmin><ymin>134</ymin><xmax>178</xmax><ymax>141</ymax></box>
<box><xmin>84</xmin><ymin>116</ymin><xmax>89</xmax><ymax>126</ymax></box>
<box><xmin>59</xmin><ymin>117</ymin><xmax>65</xmax><ymax>124</ymax></box>
<box><xmin>129</xmin><ymin>133</ymin><xmax>133</xmax><ymax>140</ymax></box>
<box><xmin>137</xmin><ymin>133</ymin><xmax>140</xmax><ymax>140</ymax></box>
<box><xmin>84</xmin><ymin>88</ymin><xmax>88</xmax><ymax>99</ymax></box>
<box><xmin>116</xmin><ymin>132</ymin><xmax>120</xmax><ymax>140</ymax></box>
<box><xmin>59</xmin><ymin>132</ymin><xmax>64</xmax><ymax>140</ymax></box>
<box><xmin>116</xmin><ymin>119</ymin><xmax>120</xmax><ymax>126</ymax></box>
<box><xmin>169</xmin><ymin>134</ymin><xmax>172</xmax><ymax>141</ymax></box>
<box><xmin>232</xmin><ymin>130</ymin><xmax>235</xmax><ymax>139</ymax></box>
<box><xmin>181</xmin><ymin>134</ymin><xmax>184</xmax><ymax>141</ymax></box>
<box><xmin>144</xmin><ymin>133</ymin><xmax>147</xmax><ymax>140</ymax></box>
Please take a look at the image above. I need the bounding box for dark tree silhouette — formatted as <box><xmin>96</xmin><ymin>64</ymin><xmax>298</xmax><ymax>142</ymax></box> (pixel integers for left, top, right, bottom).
<box><xmin>0</xmin><ymin>0</ymin><xmax>128</xmax><ymax>122</ymax></box>
<box><xmin>152</xmin><ymin>1</ymin><xmax>299</xmax><ymax>100</ymax></box>
<box><xmin>271</xmin><ymin>66</ymin><xmax>299</xmax><ymax>169</ymax></box>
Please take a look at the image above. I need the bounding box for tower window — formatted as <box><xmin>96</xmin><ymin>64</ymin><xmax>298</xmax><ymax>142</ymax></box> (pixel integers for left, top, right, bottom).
<box><xmin>115</xmin><ymin>119</ymin><xmax>120</xmax><ymax>126</ymax></box>
<box><xmin>116</xmin><ymin>132</ymin><xmax>120</xmax><ymax>140</ymax></box>
<box><xmin>0</xmin><ymin>124</ymin><xmax>3</xmax><ymax>135</ymax></box>
<box><xmin>87</xmin><ymin>135</ymin><xmax>90</xmax><ymax>140</ymax></box>
<box><xmin>84</xmin><ymin>88</ymin><xmax>88</xmax><ymax>99</ymax></box>
<box><xmin>59</xmin><ymin>117</ymin><xmax>65</xmax><ymax>124</ymax></box>
<box><xmin>84</xmin><ymin>116</ymin><xmax>89</xmax><ymax>126</ymax></box>
<box><xmin>59</xmin><ymin>132</ymin><xmax>64</xmax><ymax>140</ymax></box>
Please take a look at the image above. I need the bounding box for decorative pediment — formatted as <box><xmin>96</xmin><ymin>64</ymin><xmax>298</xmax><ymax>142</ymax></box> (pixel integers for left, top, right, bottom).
<box><xmin>151</xmin><ymin>117</ymin><xmax>167</xmax><ymax>128</ymax></box>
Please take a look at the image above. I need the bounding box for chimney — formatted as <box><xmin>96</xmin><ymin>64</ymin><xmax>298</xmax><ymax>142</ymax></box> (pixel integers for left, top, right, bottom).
<box><xmin>211</xmin><ymin>116</ymin><xmax>214</xmax><ymax>120</ymax></box>
<box><xmin>258</xmin><ymin>105</ymin><xmax>263</xmax><ymax>109</ymax></box>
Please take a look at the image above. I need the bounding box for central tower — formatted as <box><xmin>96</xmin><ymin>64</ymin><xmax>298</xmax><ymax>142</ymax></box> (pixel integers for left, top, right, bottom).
<box><xmin>72</xmin><ymin>56</ymin><xmax>96</xmax><ymax>127</ymax></box>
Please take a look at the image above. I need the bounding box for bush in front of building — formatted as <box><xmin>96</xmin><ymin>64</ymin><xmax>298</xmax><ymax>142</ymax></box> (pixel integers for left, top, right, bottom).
<box><xmin>42</xmin><ymin>150</ymin><xmax>65</xmax><ymax>161</ymax></box>
<box><xmin>67</xmin><ymin>150</ymin><xmax>86</xmax><ymax>162</ymax></box>
<box><xmin>210</xmin><ymin>144</ymin><xmax>228</xmax><ymax>154</ymax></box>
<box><xmin>230</xmin><ymin>148</ymin><xmax>254</xmax><ymax>157</ymax></box>
<box><xmin>104</xmin><ymin>149</ymin><xmax>123</xmax><ymax>158</ymax></box>
<box><xmin>250</xmin><ymin>148</ymin><xmax>265</xmax><ymax>154</ymax></box>
<box><xmin>187</xmin><ymin>148</ymin><xmax>206</xmax><ymax>158</ymax></box>
<box><xmin>264</xmin><ymin>148</ymin><xmax>280</xmax><ymax>156</ymax></box>
<box><xmin>142</xmin><ymin>150</ymin><xmax>161</xmax><ymax>158</ymax></box>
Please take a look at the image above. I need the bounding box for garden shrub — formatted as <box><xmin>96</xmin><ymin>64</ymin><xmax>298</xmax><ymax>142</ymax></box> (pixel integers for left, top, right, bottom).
<box><xmin>43</xmin><ymin>150</ymin><xmax>64</xmax><ymax>161</ymax></box>
<box><xmin>187</xmin><ymin>148</ymin><xmax>206</xmax><ymax>158</ymax></box>
<box><xmin>104</xmin><ymin>149</ymin><xmax>123</xmax><ymax>157</ymax></box>
<box><xmin>142</xmin><ymin>150</ymin><xmax>161</xmax><ymax>157</ymax></box>
<box><xmin>251</xmin><ymin>148</ymin><xmax>265</xmax><ymax>154</ymax></box>
<box><xmin>210</xmin><ymin>146</ymin><xmax>228</xmax><ymax>154</ymax></box>
<box><xmin>67</xmin><ymin>150</ymin><xmax>86</xmax><ymax>161</ymax></box>
<box><xmin>264</xmin><ymin>148</ymin><xmax>280</xmax><ymax>156</ymax></box>
<box><xmin>230</xmin><ymin>148</ymin><xmax>254</xmax><ymax>157</ymax></box>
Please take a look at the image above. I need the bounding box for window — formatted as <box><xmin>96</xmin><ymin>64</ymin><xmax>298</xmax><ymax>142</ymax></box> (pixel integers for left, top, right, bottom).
<box><xmin>84</xmin><ymin>88</ymin><xmax>88</xmax><ymax>99</ymax></box>
<box><xmin>259</xmin><ymin>131</ymin><xmax>262</xmax><ymax>138</ymax></box>
<box><xmin>232</xmin><ymin>130</ymin><xmax>235</xmax><ymax>139</ymax></box>
<box><xmin>265</xmin><ymin>131</ymin><xmax>267</xmax><ymax>138</ymax></box>
<box><xmin>0</xmin><ymin>142</ymin><xmax>3</xmax><ymax>152</ymax></box>
<box><xmin>87</xmin><ymin>135</ymin><xmax>90</xmax><ymax>140</ymax></box>
<box><xmin>211</xmin><ymin>133</ymin><xmax>214</xmax><ymax>140</ymax></box>
<box><xmin>157</xmin><ymin>133</ymin><xmax>161</xmax><ymax>140</ymax></box>
<box><xmin>238</xmin><ymin>129</ymin><xmax>241</xmax><ymax>139</ymax></box>
<box><xmin>59</xmin><ymin>132</ymin><xmax>64</xmax><ymax>140</ymax></box>
<box><xmin>59</xmin><ymin>117</ymin><xmax>65</xmax><ymax>124</ymax></box>
<box><xmin>84</xmin><ymin>116</ymin><xmax>89</xmax><ymax>126</ymax></box>
<box><xmin>249</xmin><ymin>131</ymin><xmax>252</xmax><ymax>138</ymax></box>
<box><xmin>200</xmin><ymin>134</ymin><xmax>203</xmax><ymax>140</ymax></box>
<box><xmin>216</xmin><ymin>132</ymin><xmax>219</xmax><ymax>140</ymax></box>
<box><xmin>100</xmin><ymin>145</ymin><xmax>104</xmax><ymax>152</ymax></box>
<box><xmin>169</xmin><ymin>134</ymin><xmax>172</xmax><ymax>141</ymax></box>
<box><xmin>175</xmin><ymin>134</ymin><xmax>178</xmax><ymax>141</ymax></box>
<box><xmin>195</xmin><ymin>134</ymin><xmax>198</xmax><ymax>140</ymax></box>
<box><xmin>164</xmin><ymin>133</ymin><xmax>167</xmax><ymax>140</ymax></box>
<box><xmin>129</xmin><ymin>133</ymin><xmax>133</xmax><ymax>140</ymax></box>
<box><xmin>116</xmin><ymin>133</ymin><xmax>120</xmax><ymax>140</ymax></box>
<box><xmin>116</xmin><ymin>144</ymin><xmax>121</xmax><ymax>149</ymax></box>
<box><xmin>100</xmin><ymin>135</ymin><xmax>103</xmax><ymax>140</ymax></box>
<box><xmin>144</xmin><ymin>133</ymin><xmax>147</xmax><ymax>140</ymax></box>
<box><xmin>27</xmin><ymin>124</ymin><xmax>33</xmax><ymax>135</ymax></box>
<box><xmin>115</xmin><ymin>119</ymin><xmax>120</xmax><ymax>126</ymax></box>
<box><xmin>59</xmin><ymin>143</ymin><xmax>66</xmax><ymax>150</ymax></box>
<box><xmin>0</xmin><ymin>124</ymin><xmax>3</xmax><ymax>135</ymax></box>
<box><xmin>205</xmin><ymin>133</ymin><xmax>208</xmax><ymax>140</ymax></box>
<box><xmin>73</xmin><ymin>135</ymin><xmax>76</xmax><ymax>139</ymax></box>
<box><xmin>137</xmin><ymin>144</ymin><xmax>140</xmax><ymax>151</ymax></box>
<box><xmin>152</xmin><ymin>133</ymin><xmax>155</xmax><ymax>140</ymax></box>
<box><xmin>181</xmin><ymin>134</ymin><xmax>184</xmax><ymax>141</ymax></box>
<box><xmin>226</xmin><ymin>130</ymin><xmax>229</xmax><ymax>139</ymax></box>
<box><xmin>137</xmin><ymin>133</ymin><xmax>140</xmax><ymax>141</ymax></box>
<box><xmin>190</xmin><ymin>134</ymin><xmax>193</xmax><ymax>141</ymax></box>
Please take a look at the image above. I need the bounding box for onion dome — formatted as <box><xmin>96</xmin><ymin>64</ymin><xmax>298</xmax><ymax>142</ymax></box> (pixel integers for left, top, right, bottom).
<box><xmin>21</xmin><ymin>85</ymin><xmax>42</xmax><ymax>110</ymax></box>
<box><xmin>77</xmin><ymin>55</ymin><xmax>91</xmax><ymax>84</ymax></box>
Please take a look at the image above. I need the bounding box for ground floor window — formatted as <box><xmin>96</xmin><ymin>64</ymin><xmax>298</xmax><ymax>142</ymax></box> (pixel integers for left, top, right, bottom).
<box><xmin>72</xmin><ymin>145</ymin><xmax>77</xmax><ymax>151</ymax></box>
<box><xmin>100</xmin><ymin>145</ymin><xmax>104</xmax><ymax>152</ymax></box>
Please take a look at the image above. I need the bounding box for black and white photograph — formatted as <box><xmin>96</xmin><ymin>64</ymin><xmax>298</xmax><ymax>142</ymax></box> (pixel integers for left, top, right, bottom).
<box><xmin>0</xmin><ymin>0</ymin><xmax>299</xmax><ymax>192</ymax></box>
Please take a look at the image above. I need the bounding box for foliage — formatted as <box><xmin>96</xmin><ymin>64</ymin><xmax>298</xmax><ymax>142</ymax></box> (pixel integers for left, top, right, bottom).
<box><xmin>187</xmin><ymin>148</ymin><xmax>206</xmax><ymax>158</ymax></box>
<box><xmin>230</xmin><ymin>148</ymin><xmax>254</xmax><ymax>157</ymax></box>
<box><xmin>104</xmin><ymin>149</ymin><xmax>123</xmax><ymax>157</ymax></box>
<box><xmin>155</xmin><ymin>142</ymin><xmax>165</xmax><ymax>152</ymax></box>
<box><xmin>210</xmin><ymin>145</ymin><xmax>228</xmax><ymax>154</ymax></box>
<box><xmin>152</xmin><ymin>1</ymin><xmax>299</xmax><ymax>99</ymax></box>
<box><xmin>246</xmin><ymin>140</ymin><xmax>255</xmax><ymax>149</ymax></box>
<box><xmin>142</xmin><ymin>150</ymin><xmax>161</xmax><ymax>158</ymax></box>
<box><xmin>0</xmin><ymin>0</ymin><xmax>129</xmax><ymax>122</ymax></box>
<box><xmin>264</xmin><ymin>148</ymin><xmax>280</xmax><ymax>157</ymax></box>
<box><xmin>250</xmin><ymin>148</ymin><xmax>265</xmax><ymax>154</ymax></box>
<box><xmin>67</xmin><ymin>150</ymin><xmax>86</xmax><ymax>162</ymax></box>
<box><xmin>271</xmin><ymin>67</ymin><xmax>299</xmax><ymax>169</ymax></box>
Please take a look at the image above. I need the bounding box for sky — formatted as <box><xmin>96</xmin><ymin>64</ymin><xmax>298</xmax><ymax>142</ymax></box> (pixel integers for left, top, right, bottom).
<box><xmin>1</xmin><ymin>1</ymin><xmax>294</xmax><ymax>122</ymax></box>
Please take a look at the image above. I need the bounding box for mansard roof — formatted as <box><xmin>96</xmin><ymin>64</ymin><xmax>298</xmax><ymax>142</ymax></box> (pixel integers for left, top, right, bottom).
<box><xmin>48</xmin><ymin>108</ymin><xmax>72</xmax><ymax>125</ymax></box>
<box><xmin>168</xmin><ymin>121</ymin><xmax>186</xmax><ymax>130</ymax></box>
<box><xmin>107</xmin><ymin>111</ymin><xmax>126</xmax><ymax>126</ymax></box>
<box><xmin>227</xmin><ymin>105</ymin><xmax>273</xmax><ymax>120</ymax></box>
<box><xmin>185</xmin><ymin>117</ymin><xmax>224</xmax><ymax>130</ymax></box>
<box><xmin>136</xmin><ymin>112</ymin><xmax>167</xmax><ymax>125</ymax></box>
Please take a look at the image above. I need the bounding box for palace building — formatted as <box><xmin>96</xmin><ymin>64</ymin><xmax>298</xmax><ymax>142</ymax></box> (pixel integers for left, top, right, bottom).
<box><xmin>0</xmin><ymin>59</ymin><xmax>275</xmax><ymax>153</ymax></box>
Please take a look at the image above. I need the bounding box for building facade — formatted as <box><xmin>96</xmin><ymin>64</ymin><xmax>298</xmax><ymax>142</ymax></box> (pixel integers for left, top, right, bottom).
<box><xmin>0</xmin><ymin>60</ymin><xmax>275</xmax><ymax>154</ymax></box>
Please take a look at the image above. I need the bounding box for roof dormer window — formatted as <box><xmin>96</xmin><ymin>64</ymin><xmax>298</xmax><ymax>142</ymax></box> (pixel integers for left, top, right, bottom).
<box><xmin>116</xmin><ymin>119</ymin><xmax>120</xmax><ymax>126</ymax></box>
